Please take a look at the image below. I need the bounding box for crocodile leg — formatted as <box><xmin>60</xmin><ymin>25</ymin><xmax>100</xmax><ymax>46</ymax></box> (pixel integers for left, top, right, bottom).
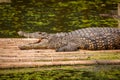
<box><xmin>56</xmin><ymin>43</ymin><xmax>79</xmax><ymax>52</ymax></box>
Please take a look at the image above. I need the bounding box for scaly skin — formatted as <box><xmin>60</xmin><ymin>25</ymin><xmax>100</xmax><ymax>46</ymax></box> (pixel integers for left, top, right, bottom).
<box><xmin>18</xmin><ymin>27</ymin><xmax>120</xmax><ymax>52</ymax></box>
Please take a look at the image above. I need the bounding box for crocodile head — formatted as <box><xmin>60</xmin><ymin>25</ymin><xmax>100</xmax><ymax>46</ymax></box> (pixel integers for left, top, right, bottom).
<box><xmin>18</xmin><ymin>31</ymin><xmax>49</xmax><ymax>40</ymax></box>
<box><xmin>18</xmin><ymin>38</ymin><xmax>49</xmax><ymax>50</ymax></box>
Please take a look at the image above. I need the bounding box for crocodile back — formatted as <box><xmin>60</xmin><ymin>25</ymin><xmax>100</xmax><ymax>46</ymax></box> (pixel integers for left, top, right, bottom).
<box><xmin>49</xmin><ymin>27</ymin><xmax>120</xmax><ymax>50</ymax></box>
<box><xmin>68</xmin><ymin>27</ymin><xmax>120</xmax><ymax>50</ymax></box>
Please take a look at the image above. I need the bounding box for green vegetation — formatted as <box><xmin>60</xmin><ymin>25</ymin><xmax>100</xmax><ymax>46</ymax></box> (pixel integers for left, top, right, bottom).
<box><xmin>0</xmin><ymin>0</ymin><xmax>120</xmax><ymax>37</ymax></box>
<box><xmin>0</xmin><ymin>65</ymin><xmax>120</xmax><ymax>80</ymax></box>
<box><xmin>85</xmin><ymin>52</ymin><xmax>120</xmax><ymax>60</ymax></box>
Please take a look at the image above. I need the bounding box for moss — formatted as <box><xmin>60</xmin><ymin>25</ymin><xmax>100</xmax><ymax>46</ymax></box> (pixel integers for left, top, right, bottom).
<box><xmin>0</xmin><ymin>65</ymin><xmax>120</xmax><ymax>80</ymax></box>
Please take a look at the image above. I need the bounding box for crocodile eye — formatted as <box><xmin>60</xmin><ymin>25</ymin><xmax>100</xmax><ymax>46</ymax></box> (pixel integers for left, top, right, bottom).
<box><xmin>38</xmin><ymin>32</ymin><xmax>42</xmax><ymax>34</ymax></box>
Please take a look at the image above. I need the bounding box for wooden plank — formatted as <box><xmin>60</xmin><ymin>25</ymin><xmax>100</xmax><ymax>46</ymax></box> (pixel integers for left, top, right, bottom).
<box><xmin>0</xmin><ymin>60</ymin><xmax>120</xmax><ymax>68</ymax></box>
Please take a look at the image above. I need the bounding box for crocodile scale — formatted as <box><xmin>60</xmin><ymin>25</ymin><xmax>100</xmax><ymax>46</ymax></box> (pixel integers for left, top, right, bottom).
<box><xmin>18</xmin><ymin>27</ymin><xmax>120</xmax><ymax>52</ymax></box>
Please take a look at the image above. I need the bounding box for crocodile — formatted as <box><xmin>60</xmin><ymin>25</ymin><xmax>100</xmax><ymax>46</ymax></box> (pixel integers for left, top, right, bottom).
<box><xmin>18</xmin><ymin>27</ymin><xmax>120</xmax><ymax>52</ymax></box>
<box><xmin>18</xmin><ymin>31</ymin><xmax>67</xmax><ymax>39</ymax></box>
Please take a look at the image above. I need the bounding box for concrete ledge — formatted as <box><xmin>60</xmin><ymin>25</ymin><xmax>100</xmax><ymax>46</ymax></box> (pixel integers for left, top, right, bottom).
<box><xmin>0</xmin><ymin>38</ymin><xmax>120</xmax><ymax>68</ymax></box>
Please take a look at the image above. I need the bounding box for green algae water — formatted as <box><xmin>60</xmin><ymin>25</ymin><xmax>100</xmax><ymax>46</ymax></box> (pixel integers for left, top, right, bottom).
<box><xmin>0</xmin><ymin>65</ymin><xmax>120</xmax><ymax>80</ymax></box>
